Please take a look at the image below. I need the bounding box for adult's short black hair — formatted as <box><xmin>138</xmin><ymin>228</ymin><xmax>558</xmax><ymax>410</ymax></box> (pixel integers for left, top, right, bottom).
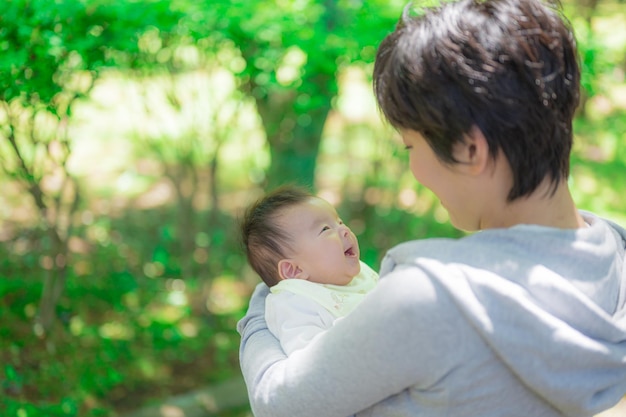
<box><xmin>373</xmin><ymin>0</ymin><xmax>580</xmax><ymax>201</ymax></box>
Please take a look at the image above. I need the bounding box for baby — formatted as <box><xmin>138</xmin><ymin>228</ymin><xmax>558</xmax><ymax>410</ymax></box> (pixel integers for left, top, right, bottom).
<box><xmin>240</xmin><ymin>185</ymin><xmax>378</xmax><ymax>354</ymax></box>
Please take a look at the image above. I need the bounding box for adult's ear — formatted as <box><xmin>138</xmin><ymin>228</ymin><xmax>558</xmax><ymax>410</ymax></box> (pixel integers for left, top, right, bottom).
<box><xmin>278</xmin><ymin>259</ymin><xmax>304</xmax><ymax>280</ymax></box>
<box><xmin>452</xmin><ymin>126</ymin><xmax>490</xmax><ymax>176</ymax></box>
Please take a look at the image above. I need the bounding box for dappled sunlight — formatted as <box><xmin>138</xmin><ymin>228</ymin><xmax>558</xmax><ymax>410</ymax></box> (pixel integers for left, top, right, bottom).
<box><xmin>144</xmin><ymin>302</ymin><xmax>188</xmax><ymax>325</ymax></box>
<box><xmin>336</xmin><ymin>66</ymin><xmax>379</xmax><ymax>123</ymax></box>
<box><xmin>205</xmin><ymin>276</ymin><xmax>249</xmax><ymax>315</ymax></box>
<box><xmin>609</xmin><ymin>84</ymin><xmax>626</xmax><ymax>109</ymax></box>
<box><xmin>99</xmin><ymin>321</ymin><xmax>135</xmax><ymax>341</ymax></box>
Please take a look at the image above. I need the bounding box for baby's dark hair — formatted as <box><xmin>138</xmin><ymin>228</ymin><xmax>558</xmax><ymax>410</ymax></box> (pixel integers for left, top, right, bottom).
<box><xmin>240</xmin><ymin>185</ymin><xmax>314</xmax><ymax>287</ymax></box>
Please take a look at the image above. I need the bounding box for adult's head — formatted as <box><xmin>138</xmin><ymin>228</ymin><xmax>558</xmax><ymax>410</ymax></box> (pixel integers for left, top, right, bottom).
<box><xmin>241</xmin><ymin>185</ymin><xmax>360</xmax><ymax>287</ymax></box>
<box><xmin>373</xmin><ymin>0</ymin><xmax>580</xmax><ymax>203</ymax></box>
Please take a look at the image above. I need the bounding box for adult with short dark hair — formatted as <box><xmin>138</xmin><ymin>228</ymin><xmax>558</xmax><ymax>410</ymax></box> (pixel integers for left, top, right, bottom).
<box><xmin>237</xmin><ymin>1</ymin><xmax>626</xmax><ymax>416</ymax></box>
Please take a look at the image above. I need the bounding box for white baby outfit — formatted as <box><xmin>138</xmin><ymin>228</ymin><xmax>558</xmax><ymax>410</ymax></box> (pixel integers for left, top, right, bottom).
<box><xmin>265</xmin><ymin>260</ymin><xmax>378</xmax><ymax>354</ymax></box>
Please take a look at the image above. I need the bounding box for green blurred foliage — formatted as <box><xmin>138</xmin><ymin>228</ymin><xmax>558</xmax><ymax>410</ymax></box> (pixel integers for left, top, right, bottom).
<box><xmin>1</xmin><ymin>207</ymin><xmax>245</xmax><ymax>416</ymax></box>
<box><xmin>203</xmin><ymin>0</ymin><xmax>406</xmax><ymax>188</ymax></box>
<box><xmin>0</xmin><ymin>0</ymin><xmax>625</xmax><ymax>416</ymax></box>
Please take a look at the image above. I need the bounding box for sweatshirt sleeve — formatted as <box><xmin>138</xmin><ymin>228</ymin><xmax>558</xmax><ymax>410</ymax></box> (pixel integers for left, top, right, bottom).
<box><xmin>237</xmin><ymin>268</ymin><xmax>456</xmax><ymax>417</ymax></box>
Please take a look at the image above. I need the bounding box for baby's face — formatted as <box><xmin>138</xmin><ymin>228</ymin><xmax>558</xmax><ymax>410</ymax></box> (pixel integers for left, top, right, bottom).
<box><xmin>278</xmin><ymin>197</ymin><xmax>361</xmax><ymax>285</ymax></box>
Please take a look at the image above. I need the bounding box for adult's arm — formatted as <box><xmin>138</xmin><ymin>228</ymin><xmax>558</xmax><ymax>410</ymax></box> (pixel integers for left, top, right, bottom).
<box><xmin>237</xmin><ymin>283</ymin><xmax>286</xmax><ymax>393</ymax></box>
<box><xmin>237</xmin><ymin>268</ymin><xmax>454</xmax><ymax>417</ymax></box>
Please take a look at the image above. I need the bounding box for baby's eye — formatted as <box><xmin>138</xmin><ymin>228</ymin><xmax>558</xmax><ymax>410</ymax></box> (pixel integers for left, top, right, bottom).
<box><xmin>320</xmin><ymin>225</ymin><xmax>330</xmax><ymax>233</ymax></box>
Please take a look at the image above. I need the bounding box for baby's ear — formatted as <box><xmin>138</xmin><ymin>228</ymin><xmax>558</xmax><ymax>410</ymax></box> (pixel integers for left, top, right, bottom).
<box><xmin>278</xmin><ymin>259</ymin><xmax>304</xmax><ymax>280</ymax></box>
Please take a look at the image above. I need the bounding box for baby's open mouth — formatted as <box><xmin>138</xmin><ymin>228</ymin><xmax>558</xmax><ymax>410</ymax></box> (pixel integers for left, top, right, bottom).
<box><xmin>344</xmin><ymin>247</ymin><xmax>356</xmax><ymax>257</ymax></box>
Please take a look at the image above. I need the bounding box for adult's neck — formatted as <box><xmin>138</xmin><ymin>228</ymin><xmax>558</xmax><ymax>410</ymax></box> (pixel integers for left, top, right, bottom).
<box><xmin>481</xmin><ymin>179</ymin><xmax>585</xmax><ymax>230</ymax></box>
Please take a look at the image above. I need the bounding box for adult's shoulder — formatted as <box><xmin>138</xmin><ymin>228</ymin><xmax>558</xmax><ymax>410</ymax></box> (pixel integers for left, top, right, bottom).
<box><xmin>380</xmin><ymin>235</ymin><xmax>489</xmax><ymax>276</ymax></box>
<box><xmin>581</xmin><ymin>210</ymin><xmax>626</xmax><ymax>244</ymax></box>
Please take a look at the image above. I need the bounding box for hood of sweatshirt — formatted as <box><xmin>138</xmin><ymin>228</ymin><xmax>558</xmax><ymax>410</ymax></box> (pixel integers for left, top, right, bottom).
<box><xmin>381</xmin><ymin>211</ymin><xmax>626</xmax><ymax>416</ymax></box>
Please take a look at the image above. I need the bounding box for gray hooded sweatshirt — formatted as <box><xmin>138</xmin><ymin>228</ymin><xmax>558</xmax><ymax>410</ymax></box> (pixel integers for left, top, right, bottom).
<box><xmin>238</xmin><ymin>211</ymin><xmax>626</xmax><ymax>417</ymax></box>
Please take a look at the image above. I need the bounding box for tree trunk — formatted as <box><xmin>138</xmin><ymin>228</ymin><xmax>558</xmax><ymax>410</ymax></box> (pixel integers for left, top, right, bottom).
<box><xmin>236</xmin><ymin>0</ymin><xmax>340</xmax><ymax>190</ymax></box>
<box><xmin>255</xmin><ymin>72</ymin><xmax>335</xmax><ymax>190</ymax></box>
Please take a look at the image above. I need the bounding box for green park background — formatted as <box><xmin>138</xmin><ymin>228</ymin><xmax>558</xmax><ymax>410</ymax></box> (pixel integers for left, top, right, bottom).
<box><xmin>1</xmin><ymin>0</ymin><xmax>626</xmax><ymax>416</ymax></box>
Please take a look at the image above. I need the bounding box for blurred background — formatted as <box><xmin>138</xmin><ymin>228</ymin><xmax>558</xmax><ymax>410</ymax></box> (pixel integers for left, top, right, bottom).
<box><xmin>1</xmin><ymin>0</ymin><xmax>625</xmax><ymax>416</ymax></box>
